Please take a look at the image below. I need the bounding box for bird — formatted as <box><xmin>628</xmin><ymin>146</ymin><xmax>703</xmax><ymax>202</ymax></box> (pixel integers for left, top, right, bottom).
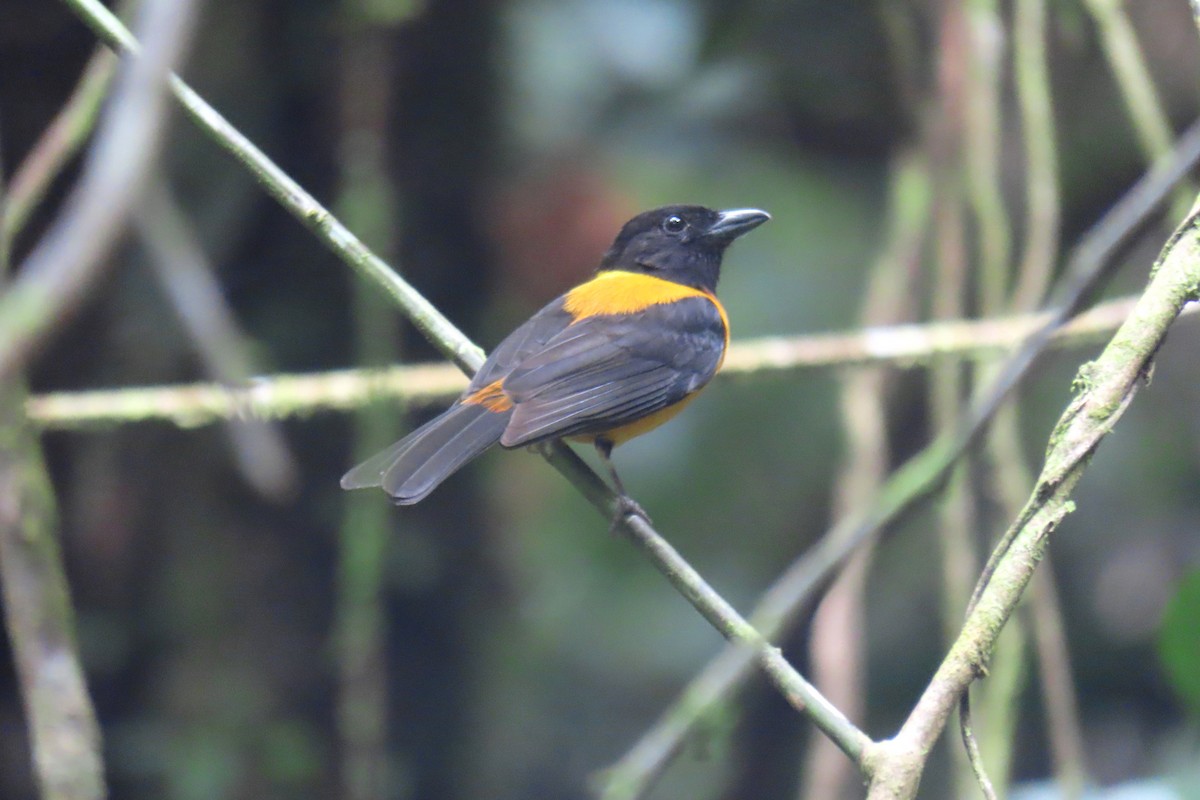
<box><xmin>341</xmin><ymin>204</ymin><xmax>770</xmax><ymax>527</ymax></box>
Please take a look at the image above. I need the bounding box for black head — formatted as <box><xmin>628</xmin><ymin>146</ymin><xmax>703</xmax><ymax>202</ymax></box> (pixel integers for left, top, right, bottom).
<box><xmin>598</xmin><ymin>205</ymin><xmax>770</xmax><ymax>291</ymax></box>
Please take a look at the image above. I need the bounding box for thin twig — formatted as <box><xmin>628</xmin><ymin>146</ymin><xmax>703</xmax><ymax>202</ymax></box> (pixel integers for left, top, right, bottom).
<box><xmin>1012</xmin><ymin>0</ymin><xmax>1061</xmax><ymax>312</ymax></box>
<box><xmin>964</xmin><ymin>0</ymin><xmax>1011</xmax><ymax>312</ymax></box>
<box><xmin>932</xmin><ymin>6</ymin><xmax>983</xmax><ymax>794</ymax></box>
<box><xmin>0</xmin><ymin>0</ymin><xmax>130</xmax><ymax>275</ymax></box>
<box><xmin>1083</xmin><ymin>0</ymin><xmax>1175</xmax><ymax>161</ymax></box>
<box><xmin>539</xmin><ymin>442</ymin><xmax>873</xmax><ymax>765</ymax></box>
<box><xmin>1</xmin><ymin>48</ymin><xmax>118</xmax><ymax>260</ymax></box>
<box><xmin>332</xmin><ymin>17</ymin><xmax>405</xmax><ymax>800</ymax></box>
<box><xmin>1004</xmin><ymin>2</ymin><xmax>1089</xmax><ymax>795</ymax></box>
<box><xmin>135</xmin><ymin>177</ymin><xmax>297</xmax><ymax>499</ymax></box>
<box><xmin>1029</xmin><ymin>563</ymin><xmax>1087</xmax><ymax>799</ymax></box>
<box><xmin>800</xmin><ymin>146</ymin><xmax>928</xmax><ymax>800</ymax></box>
<box><xmin>959</xmin><ymin>696</ymin><xmax>1000</xmax><ymax>800</ymax></box>
<box><xmin>964</xmin><ymin>0</ymin><xmax>1027</xmax><ymax>791</ymax></box>
<box><xmin>0</xmin><ymin>387</ymin><xmax>106</xmax><ymax>800</ymax></box>
<box><xmin>1083</xmin><ymin>0</ymin><xmax>1194</xmax><ymax>218</ymax></box>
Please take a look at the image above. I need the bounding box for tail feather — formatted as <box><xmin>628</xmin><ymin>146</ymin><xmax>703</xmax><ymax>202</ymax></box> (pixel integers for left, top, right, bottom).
<box><xmin>340</xmin><ymin>402</ymin><xmax>510</xmax><ymax>504</ymax></box>
<box><xmin>340</xmin><ymin>435</ymin><xmax>420</xmax><ymax>490</ymax></box>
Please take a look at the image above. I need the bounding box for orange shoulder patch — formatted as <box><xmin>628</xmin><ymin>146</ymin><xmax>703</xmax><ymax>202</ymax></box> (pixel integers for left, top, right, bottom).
<box><xmin>463</xmin><ymin>379</ymin><xmax>514</xmax><ymax>412</ymax></box>
<box><xmin>563</xmin><ymin>271</ymin><xmax>709</xmax><ymax>321</ymax></box>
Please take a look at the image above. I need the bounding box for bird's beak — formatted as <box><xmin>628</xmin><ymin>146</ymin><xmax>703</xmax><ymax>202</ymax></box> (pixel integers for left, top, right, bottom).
<box><xmin>705</xmin><ymin>208</ymin><xmax>771</xmax><ymax>242</ymax></box>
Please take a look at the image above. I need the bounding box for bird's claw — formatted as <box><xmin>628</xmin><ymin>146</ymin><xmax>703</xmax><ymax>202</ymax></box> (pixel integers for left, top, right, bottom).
<box><xmin>609</xmin><ymin>494</ymin><xmax>652</xmax><ymax>534</ymax></box>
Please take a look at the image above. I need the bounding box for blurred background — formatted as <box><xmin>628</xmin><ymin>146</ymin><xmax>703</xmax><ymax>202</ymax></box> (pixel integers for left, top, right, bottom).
<box><xmin>2</xmin><ymin>0</ymin><xmax>1200</xmax><ymax>798</ymax></box>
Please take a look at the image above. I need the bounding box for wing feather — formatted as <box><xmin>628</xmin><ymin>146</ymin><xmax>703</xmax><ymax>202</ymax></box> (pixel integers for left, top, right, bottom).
<box><xmin>502</xmin><ymin>370</ymin><xmax>676</xmax><ymax>444</ymax></box>
<box><xmin>465</xmin><ymin>298</ymin><xmax>573</xmax><ymax>393</ymax></box>
<box><xmin>499</xmin><ymin>297</ymin><xmax>725</xmax><ymax>446</ymax></box>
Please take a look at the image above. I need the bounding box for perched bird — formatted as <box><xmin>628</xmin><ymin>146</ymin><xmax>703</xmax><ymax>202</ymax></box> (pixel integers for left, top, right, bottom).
<box><xmin>341</xmin><ymin>205</ymin><xmax>770</xmax><ymax>525</ymax></box>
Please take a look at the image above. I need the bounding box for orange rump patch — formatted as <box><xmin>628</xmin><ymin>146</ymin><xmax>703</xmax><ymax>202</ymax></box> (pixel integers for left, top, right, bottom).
<box><xmin>463</xmin><ymin>379</ymin><xmax>514</xmax><ymax>412</ymax></box>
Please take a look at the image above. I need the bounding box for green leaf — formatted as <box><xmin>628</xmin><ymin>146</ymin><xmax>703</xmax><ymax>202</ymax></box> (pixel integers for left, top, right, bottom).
<box><xmin>1159</xmin><ymin>569</ymin><xmax>1200</xmax><ymax>713</ymax></box>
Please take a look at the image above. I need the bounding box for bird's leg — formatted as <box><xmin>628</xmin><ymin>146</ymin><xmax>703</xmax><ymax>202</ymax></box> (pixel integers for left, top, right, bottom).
<box><xmin>594</xmin><ymin>438</ymin><xmax>650</xmax><ymax>532</ymax></box>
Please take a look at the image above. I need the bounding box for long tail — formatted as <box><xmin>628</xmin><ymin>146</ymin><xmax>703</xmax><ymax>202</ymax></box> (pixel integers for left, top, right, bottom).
<box><xmin>340</xmin><ymin>402</ymin><xmax>511</xmax><ymax>504</ymax></box>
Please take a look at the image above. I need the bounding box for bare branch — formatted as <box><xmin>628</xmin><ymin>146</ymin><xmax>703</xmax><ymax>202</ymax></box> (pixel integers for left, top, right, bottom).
<box><xmin>1011</xmin><ymin>0</ymin><xmax>1061</xmax><ymax>312</ymax></box>
<box><xmin>26</xmin><ymin>294</ymin><xmax>1178</xmax><ymax>430</ymax></box>
<box><xmin>1083</xmin><ymin>0</ymin><xmax>1194</xmax><ymax>217</ymax></box>
<box><xmin>540</xmin><ymin>443</ymin><xmax>873</xmax><ymax>765</ymax></box>
<box><xmin>1029</xmin><ymin>564</ymin><xmax>1087</xmax><ymax>799</ymax></box>
<box><xmin>135</xmin><ymin>176</ymin><xmax>297</xmax><ymax>499</ymax></box>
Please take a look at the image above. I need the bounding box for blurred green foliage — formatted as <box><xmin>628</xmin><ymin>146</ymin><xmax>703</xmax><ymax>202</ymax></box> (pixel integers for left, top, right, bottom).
<box><xmin>1159</xmin><ymin>570</ymin><xmax>1200</xmax><ymax>714</ymax></box>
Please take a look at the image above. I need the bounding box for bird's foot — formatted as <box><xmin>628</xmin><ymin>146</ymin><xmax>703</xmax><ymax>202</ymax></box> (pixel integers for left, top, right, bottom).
<box><xmin>610</xmin><ymin>494</ymin><xmax>652</xmax><ymax>534</ymax></box>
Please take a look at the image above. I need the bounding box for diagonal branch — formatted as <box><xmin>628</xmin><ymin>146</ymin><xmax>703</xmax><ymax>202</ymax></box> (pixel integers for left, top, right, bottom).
<box><xmin>134</xmin><ymin>176</ymin><xmax>297</xmax><ymax>499</ymax></box>
<box><xmin>539</xmin><ymin>443</ymin><xmax>871</xmax><ymax>763</ymax></box>
<box><xmin>59</xmin><ymin>0</ymin><xmax>485</xmax><ymax>376</ymax></box>
<box><xmin>863</xmin><ymin>200</ymin><xmax>1200</xmax><ymax>798</ymax></box>
<box><xmin>0</xmin><ymin>0</ymin><xmax>197</xmax><ymax>381</ymax></box>
<box><xmin>0</xmin><ymin>47</ymin><xmax>117</xmax><ymax>264</ymax></box>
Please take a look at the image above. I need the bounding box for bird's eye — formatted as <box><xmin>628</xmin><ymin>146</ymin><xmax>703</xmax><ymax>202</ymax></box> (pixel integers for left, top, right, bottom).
<box><xmin>662</xmin><ymin>215</ymin><xmax>687</xmax><ymax>234</ymax></box>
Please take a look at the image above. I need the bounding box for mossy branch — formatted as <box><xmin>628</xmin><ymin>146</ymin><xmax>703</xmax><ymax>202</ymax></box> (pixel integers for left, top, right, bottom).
<box><xmin>25</xmin><ymin>294</ymin><xmax>1165</xmax><ymax>430</ymax></box>
<box><xmin>861</xmin><ymin>201</ymin><xmax>1200</xmax><ymax>799</ymax></box>
<box><xmin>0</xmin><ymin>388</ymin><xmax>106</xmax><ymax>800</ymax></box>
